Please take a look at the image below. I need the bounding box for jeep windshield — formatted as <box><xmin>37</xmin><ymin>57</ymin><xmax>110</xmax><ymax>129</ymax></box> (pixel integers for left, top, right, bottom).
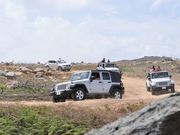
<box><xmin>152</xmin><ymin>72</ymin><xmax>169</xmax><ymax>79</ymax></box>
<box><xmin>58</xmin><ymin>60</ymin><xmax>66</xmax><ymax>63</ymax></box>
<box><xmin>106</xmin><ymin>63</ymin><xmax>117</xmax><ymax>68</ymax></box>
<box><xmin>71</xmin><ymin>71</ymin><xmax>90</xmax><ymax>81</ymax></box>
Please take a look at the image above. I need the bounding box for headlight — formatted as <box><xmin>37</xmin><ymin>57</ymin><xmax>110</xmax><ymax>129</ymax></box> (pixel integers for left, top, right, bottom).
<box><xmin>168</xmin><ymin>81</ymin><xmax>171</xmax><ymax>85</ymax></box>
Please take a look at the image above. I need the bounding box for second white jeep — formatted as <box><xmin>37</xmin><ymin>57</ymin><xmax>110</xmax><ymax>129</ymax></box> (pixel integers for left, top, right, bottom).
<box><xmin>146</xmin><ymin>71</ymin><xmax>175</xmax><ymax>95</ymax></box>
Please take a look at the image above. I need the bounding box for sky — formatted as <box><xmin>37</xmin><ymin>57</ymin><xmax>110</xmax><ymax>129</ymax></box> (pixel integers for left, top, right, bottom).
<box><xmin>0</xmin><ymin>0</ymin><xmax>180</xmax><ymax>63</ymax></box>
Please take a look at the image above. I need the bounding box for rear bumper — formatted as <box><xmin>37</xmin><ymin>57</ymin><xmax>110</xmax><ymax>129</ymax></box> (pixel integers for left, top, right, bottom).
<box><xmin>122</xmin><ymin>87</ymin><xmax>125</xmax><ymax>94</ymax></box>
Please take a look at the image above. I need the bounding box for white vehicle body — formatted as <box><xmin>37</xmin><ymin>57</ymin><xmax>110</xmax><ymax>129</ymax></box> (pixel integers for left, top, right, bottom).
<box><xmin>146</xmin><ymin>71</ymin><xmax>175</xmax><ymax>95</ymax></box>
<box><xmin>97</xmin><ymin>62</ymin><xmax>122</xmax><ymax>78</ymax></box>
<box><xmin>45</xmin><ymin>59</ymin><xmax>71</xmax><ymax>71</ymax></box>
<box><xmin>50</xmin><ymin>70</ymin><xmax>125</xmax><ymax>102</ymax></box>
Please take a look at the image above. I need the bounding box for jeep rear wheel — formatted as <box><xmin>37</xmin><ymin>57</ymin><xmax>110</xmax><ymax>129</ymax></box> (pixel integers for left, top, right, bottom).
<box><xmin>72</xmin><ymin>88</ymin><xmax>85</xmax><ymax>101</ymax></box>
<box><xmin>112</xmin><ymin>89</ymin><xmax>122</xmax><ymax>99</ymax></box>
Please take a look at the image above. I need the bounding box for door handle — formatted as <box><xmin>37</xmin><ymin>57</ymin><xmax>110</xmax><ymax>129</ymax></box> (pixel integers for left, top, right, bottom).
<box><xmin>108</xmin><ymin>81</ymin><xmax>111</xmax><ymax>83</ymax></box>
<box><xmin>99</xmin><ymin>81</ymin><xmax>102</xmax><ymax>83</ymax></box>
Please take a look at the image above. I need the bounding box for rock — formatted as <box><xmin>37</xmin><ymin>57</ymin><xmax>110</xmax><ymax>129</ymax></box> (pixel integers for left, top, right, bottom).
<box><xmin>0</xmin><ymin>70</ymin><xmax>6</xmax><ymax>77</ymax></box>
<box><xmin>44</xmin><ymin>71</ymin><xmax>52</xmax><ymax>76</ymax></box>
<box><xmin>5</xmin><ymin>81</ymin><xmax>19</xmax><ymax>89</ymax></box>
<box><xmin>19</xmin><ymin>67</ymin><xmax>33</xmax><ymax>73</ymax></box>
<box><xmin>4</xmin><ymin>69</ymin><xmax>9</xmax><ymax>73</ymax></box>
<box><xmin>85</xmin><ymin>93</ymin><xmax>180</xmax><ymax>135</ymax></box>
<box><xmin>34</xmin><ymin>72</ymin><xmax>44</xmax><ymax>78</ymax></box>
<box><xmin>173</xmin><ymin>58</ymin><xmax>178</xmax><ymax>61</ymax></box>
<box><xmin>6</xmin><ymin>72</ymin><xmax>16</xmax><ymax>80</ymax></box>
<box><xmin>33</xmin><ymin>68</ymin><xmax>45</xmax><ymax>73</ymax></box>
<box><xmin>14</xmin><ymin>72</ymin><xmax>23</xmax><ymax>76</ymax></box>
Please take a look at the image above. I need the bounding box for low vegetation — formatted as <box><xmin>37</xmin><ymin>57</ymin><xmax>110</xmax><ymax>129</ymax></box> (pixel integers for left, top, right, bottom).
<box><xmin>118</xmin><ymin>66</ymin><xmax>139</xmax><ymax>72</ymax></box>
<box><xmin>0</xmin><ymin>102</ymin><xmax>147</xmax><ymax>135</ymax></box>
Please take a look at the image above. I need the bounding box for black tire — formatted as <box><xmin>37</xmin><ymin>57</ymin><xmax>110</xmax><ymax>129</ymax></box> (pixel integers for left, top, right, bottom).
<box><xmin>71</xmin><ymin>88</ymin><xmax>85</xmax><ymax>101</ymax></box>
<box><xmin>171</xmin><ymin>87</ymin><xmax>175</xmax><ymax>93</ymax></box>
<box><xmin>59</xmin><ymin>98</ymin><xmax>66</xmax><ymax>102</ymax></box>
<box><xmin>111</xmin><ymin>89</ymin><xmax>122</xmax><ymax>99</ymax></box>
<box><xmin>146</xmin><ymin>83</ymin><xmax>150</xmax><ymax>91</ymax></box>
<box><xmin>67</xmin><ymin>69</ymin><xmax>71</xmax><ymax>71</ymax></box>
<box><xmin>52</xmin><ymin>97</ymin><xmax>59</xmax><ymax>103</ymax></box>
<box><xmin>58</xmin><ymin>67</ymin><xmax>62</xmax><ymax>71</ymax></box>
<box><xmin>151</xmin><ymin>87</ymin><xmax>155</xmax><ymax>95</ymax></box>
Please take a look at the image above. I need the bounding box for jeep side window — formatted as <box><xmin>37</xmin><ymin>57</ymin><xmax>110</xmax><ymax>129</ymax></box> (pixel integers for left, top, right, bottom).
<box><xmin>102</xmin><ymin>72</ymin><xmax>110</xmax><ymax>80</ymax></box>
<box><xmin>91</xmin><ymin>73</ymin><xmax>100</xmax><ymax>80</ymax></box>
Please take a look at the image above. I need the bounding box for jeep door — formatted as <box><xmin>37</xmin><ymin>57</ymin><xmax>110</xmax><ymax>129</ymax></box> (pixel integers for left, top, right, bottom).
<box><xmin>102</xmin><ymin>72</ymin><xmax>112</xmax><ymax>93</ymax></box>
<box><xmin>89</xmin><ymin>72</ymin><xmax>103</xmax><ymax>93</ymax></box>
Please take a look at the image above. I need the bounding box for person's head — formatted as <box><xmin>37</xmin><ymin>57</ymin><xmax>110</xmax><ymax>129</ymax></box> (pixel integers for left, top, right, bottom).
<box><xmin>158</xmin><ymin>66</ymin><xmax>160</xmax><ymax>68</ymax></box>
<box><xmin>152</xmin><ymin>65</ymin><xmax>155</xmax><ymax>69</ymax></box>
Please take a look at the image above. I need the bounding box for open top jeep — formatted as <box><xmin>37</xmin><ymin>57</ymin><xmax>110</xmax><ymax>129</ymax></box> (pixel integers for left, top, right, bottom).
<box><xmin>146</xmin><ymin>71</ymin><xmax>175</xmax><ymax>95</ymax></box>
<box><xmin>97</xmin><ymin>62</ymin><xmax>122</xmax><ymax>78</ymax></box>
<box><xmin>50</xmin><ymin>70</ymin><xmax>125</xmax><ymax>102</ymax></box>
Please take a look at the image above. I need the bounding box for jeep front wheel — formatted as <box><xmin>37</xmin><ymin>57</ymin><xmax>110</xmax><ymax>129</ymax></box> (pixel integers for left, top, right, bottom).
<box><xmin>58</xmin><ymin>67</ymin><xmax>62</xmax><ymax>71</ymax></box>
<box><xmin>112</xmin><ymin>89</ymin><xmax>122</xmax><ymax>99</ymax></box>
<box><xmin>151</xmin><ymin>87</ymin><xmax>155</xmax><ymax>95</ymax></box>
<box><xmin>72</xmin><ymin>88</ymin><xmax>85</xmax><ymax>101</ymax></box>
<box><xmin>171</xmin><ymin>87</ymin><xmax>175</xmax><ymax>93</ymax></box>
<box><xmin>146</xmin><ymin>83</ymin><xmax>150</xmax><ymax>91</ymax></box>
<box><xmin>52</xmin><ymin>97</ymin><xmax>59</xmax><ymax>103</ymax></box>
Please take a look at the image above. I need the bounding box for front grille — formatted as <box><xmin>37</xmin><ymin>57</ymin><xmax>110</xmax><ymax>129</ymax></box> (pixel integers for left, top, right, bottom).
<box><xmin>159</xmin><ymin>82</ymin><xmax>168</xmax><ymax>86</ymax></box>
<box><xmin>58</xmin><ymin>85</ymin><xmax>66</xmax><ymax>90</ymax></box>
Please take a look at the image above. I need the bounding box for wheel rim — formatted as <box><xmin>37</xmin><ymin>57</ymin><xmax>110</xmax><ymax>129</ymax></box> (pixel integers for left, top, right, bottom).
<box><xmin>75</xmin><ymin>90</ymin><xmax>84</xmax><ymax>100</ymax></box>
<box><xmin>114</xmin><ymin>91</ymin><xmax>121</xmax><ymax>99</ymax></box>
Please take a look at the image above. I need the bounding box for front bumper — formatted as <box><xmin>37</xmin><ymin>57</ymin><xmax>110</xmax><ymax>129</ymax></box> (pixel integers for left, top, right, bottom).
<box><xmin>62</xmin><ymin>66</ymin><xmax>71</xmax><ymax>70</ymax></box>
<box><xmin>49</xmin><ymin>90</ymin><xmax>73</xmax><ymax>98</ymax></box>
<box><xmin>152</xmin><ymin>85</ymin><xmax>174</xmax><ymax>90</ymax></box>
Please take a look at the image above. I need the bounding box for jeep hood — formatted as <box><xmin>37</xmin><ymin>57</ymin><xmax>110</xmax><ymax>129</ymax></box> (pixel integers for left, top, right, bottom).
<box><xmin>151</xmin><ymin>78</ymin><xmax>171</xmax><ymax>82</ymax></box>
<box><xmin>56</xmin><ymin>81</ymin><xmax>70</xmax><ymax>86</ymax></box>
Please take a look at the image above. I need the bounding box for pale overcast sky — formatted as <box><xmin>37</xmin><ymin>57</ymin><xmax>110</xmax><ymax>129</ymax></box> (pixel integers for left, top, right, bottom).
<box><xmin>0</xmin><ymin>0</ymin><xmax>180</xmax><ymax>63</ymax></box>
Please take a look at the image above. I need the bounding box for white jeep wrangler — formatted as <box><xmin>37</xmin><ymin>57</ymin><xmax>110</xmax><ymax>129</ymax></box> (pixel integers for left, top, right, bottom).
<box><xmin>50</xmin><ymin>70</ymin><xmax>125</xmax><ymax>102</ymax></box>
<box><xmin>146</xmin><ymin>71</ymin><xmax>175</xmax><ymax>95</ymax></box>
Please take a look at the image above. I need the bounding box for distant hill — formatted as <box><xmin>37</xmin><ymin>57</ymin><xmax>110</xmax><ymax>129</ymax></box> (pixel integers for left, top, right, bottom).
<box><xmin>115</xmin><ymin>56</ymin><xmax>172</xmax><ymax>64</ymax></box>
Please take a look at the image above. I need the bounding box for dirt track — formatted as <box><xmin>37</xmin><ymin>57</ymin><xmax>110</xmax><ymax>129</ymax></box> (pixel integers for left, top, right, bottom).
<box><xmin>0</xmin><ymin>76</ymin><xmax>179</xmax><ymax>107</ymax></box>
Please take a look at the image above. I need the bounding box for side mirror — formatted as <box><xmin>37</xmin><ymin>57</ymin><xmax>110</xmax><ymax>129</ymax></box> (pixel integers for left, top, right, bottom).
<box><xmin>90</xmin><ymin>76</ymin><xmax>95</xmax><ymax>82</ymax></box>
<box><xmin>148</xmin><ymin>77</ymin><xmax>150</xmax><ymax>80</ymax></box>
<box><xmin>170</xmin><ymin>75</ymin><xmax>172</xmax><ymax>78</ymax></box>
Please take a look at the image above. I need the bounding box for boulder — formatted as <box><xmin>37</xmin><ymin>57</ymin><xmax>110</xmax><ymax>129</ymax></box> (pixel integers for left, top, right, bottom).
<box><xmin>6</xmin><ymin>72</ymin><xmax>16</xmax><ymax>80</ymax></box>
<box><xmin>34</xmin><ymin>72</ymin><xmax>44</xmax><ymax>78</ymax></box>
<box><xmin>19</xmin><ymin>67</ymin><xmax>33</xmax><ymax>73</ymax></box>
<box><xmin>5</xmin><ymin>81</ymin><xmax>19</xmax><ymax>89</ymax></box>
<box><xmin>33</xmin><ymin>68</ymin><xmax>45</xmax><ymax>73</ymax></box>
<box><xmin>85</xmin><ymin>93</ymin><xmax>180</xmax><ymax>135</ymax></box>
<box><xmin>0</xmin><ymin>70</ymin><xmax>6</xmax><ymax>77</ymax></box>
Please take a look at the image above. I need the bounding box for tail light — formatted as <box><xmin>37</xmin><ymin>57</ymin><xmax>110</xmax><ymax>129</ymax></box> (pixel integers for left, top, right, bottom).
<box><xmin>45</xmin><ymin>62</ymin><xmax>47</xmax><ymax>64</ymax></box>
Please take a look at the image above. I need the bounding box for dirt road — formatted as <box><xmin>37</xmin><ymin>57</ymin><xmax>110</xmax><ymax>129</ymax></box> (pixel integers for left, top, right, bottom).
<box><xmin>1</xmin><ymin>76</ymin><xmax>179</xmax><ymax>107</ymax></box>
